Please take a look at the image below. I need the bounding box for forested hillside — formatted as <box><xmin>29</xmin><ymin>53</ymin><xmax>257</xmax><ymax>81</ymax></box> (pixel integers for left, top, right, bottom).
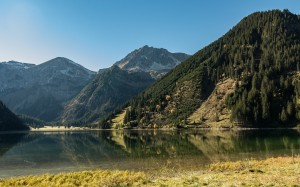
<box><xmin>0</xmin><ymin>101</ymin><xmax>29</xmax><ymax>131</ymax></box>
<box><xmin>101</xmin><ymin>10</ymin><xmax>300</xmax><ymax>128</ymax></box>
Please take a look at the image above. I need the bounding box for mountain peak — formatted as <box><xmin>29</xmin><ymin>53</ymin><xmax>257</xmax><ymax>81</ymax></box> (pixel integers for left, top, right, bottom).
<box><xmin>114</xmin><ymin>46</ymin><xmax>189</xmax><ymax>79</ymax></box>
<box><xmin>37</xmin><ymin>57</ymin><xmax>95</xmax><ymax>75</ymax></box>
<box><xmin>0</xmin><ymin>56</ymin><xmax>96</xmax><ymax>122</ymax></box>
<box><xmin>46</xmin><ymin>57</ymin><xmax>78</xmax><ymax>65</ymax></box>
<box><xmin>138</xmin><ymin>45</ymin><xmax>166</xmax><ymax>53</ymax></box>
<box><xmin>52</xmin><ymin>57</ymin><xmax>69</xmax><ymax>61</ymax></box>
<box><xmin>141</xmin><ymin>45</ymin><xmax>150</xmax><ymax>49</ymax></box>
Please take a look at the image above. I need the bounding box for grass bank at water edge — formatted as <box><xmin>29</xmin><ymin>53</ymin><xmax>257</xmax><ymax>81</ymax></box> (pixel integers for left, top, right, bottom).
<box><xmin>0</xmin><ymin>156</ymin><xmax>299</xmax><ymax>186</ymax></box>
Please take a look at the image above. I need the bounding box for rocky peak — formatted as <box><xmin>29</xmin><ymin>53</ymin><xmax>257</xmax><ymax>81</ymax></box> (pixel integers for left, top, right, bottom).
<box><xmin>28</xmin><ymin>57</ymin><xmax>96</xmax><ymax>80</ymax></box>
<box><xmin>114</xmin><ymin>45</ymin><xmax>189</xmax><ymax>79</ymax></box>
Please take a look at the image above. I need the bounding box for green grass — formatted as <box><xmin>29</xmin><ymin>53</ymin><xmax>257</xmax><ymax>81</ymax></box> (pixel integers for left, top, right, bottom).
<box><xmin>1</xmin><ymin>156</ymin><xmax>299</xmax><ymax>186</ymax></box>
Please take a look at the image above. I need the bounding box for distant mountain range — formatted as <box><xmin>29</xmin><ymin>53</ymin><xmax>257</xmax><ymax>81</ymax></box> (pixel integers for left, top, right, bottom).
<box><xmin>102</xmin><ymin>10</ymin><xmax>300</xmax><ymax>128</ymax></box>
<box><xmin>60</xmin><ymin>46</ymin><xmax>189</xmax><ymax>125</ymax></box>
<box><xmin>0</xmin><ymin>57</ymin><xmax>96</xmax><ymax>122</ymax></box>
<box><xmin>0</xmin><ymin>46</ymin><xmax>188</xmax><ymax>126</ymax></box>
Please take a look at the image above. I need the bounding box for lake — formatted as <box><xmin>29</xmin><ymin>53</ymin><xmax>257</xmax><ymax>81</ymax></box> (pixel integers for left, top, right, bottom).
<box><xmin>0</xmin><ymin>129</ymin><xmax>299</xmax><ymax>178</ymax></box>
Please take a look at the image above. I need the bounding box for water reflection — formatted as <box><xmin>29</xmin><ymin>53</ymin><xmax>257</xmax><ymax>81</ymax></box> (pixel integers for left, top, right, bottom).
<box><xmin>0</xmin><ymin>133</ymin><xmax>25</xmax><ymax>157</ymax></box>
<box><xmin>0</xmin><ymin>129</ymin><xmax>299</xmax><ymax>178</ymax></box>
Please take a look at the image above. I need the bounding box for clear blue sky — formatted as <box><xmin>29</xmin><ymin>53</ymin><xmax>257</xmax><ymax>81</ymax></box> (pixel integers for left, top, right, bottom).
<box><xmin>0</xmin><ymin>0</ymin><xmax>299</xmax><ymax>71</ymax></box>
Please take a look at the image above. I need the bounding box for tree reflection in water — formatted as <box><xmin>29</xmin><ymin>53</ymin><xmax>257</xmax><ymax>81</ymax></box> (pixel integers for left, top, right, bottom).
<box><xmin>0</xmin><ymin>129</ymin><xmax>299</xmax><ymax>177</ymax></box>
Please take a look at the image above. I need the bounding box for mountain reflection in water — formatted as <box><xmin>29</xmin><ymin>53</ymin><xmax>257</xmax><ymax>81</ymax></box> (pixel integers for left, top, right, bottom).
<box><xmin>0</xmin><ymin>129</ymin><xmax>299</xmax><ymax>178</ymax></box>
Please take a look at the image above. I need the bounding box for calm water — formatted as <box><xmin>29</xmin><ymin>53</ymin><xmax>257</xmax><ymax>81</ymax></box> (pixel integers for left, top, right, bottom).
<box><xmin>0</xmin><ymin>129</ymin><xmax>299</xmax><ymax>178</ymax></box>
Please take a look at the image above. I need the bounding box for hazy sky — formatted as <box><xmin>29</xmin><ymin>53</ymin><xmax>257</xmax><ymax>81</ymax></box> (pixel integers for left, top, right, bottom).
<box><xmin>0</xmin><ymin>0</ymin><xmax>299</xmax><ymax>71</ymax></box>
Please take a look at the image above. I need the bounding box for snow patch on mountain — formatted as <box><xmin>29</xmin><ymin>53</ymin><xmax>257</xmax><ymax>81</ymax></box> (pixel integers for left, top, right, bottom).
<box><xmin>118</xmin><ymin>60</ymin><xmax>129</xmax><ymax>69</ymax></box>
<box><xmin>1</xmin><ymin>61</ymin><xmax>35</xmax><ymax>70</ymax></box>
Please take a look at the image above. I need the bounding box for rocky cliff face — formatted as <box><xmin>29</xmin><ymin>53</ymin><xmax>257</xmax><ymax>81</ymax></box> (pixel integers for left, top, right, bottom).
<box><xmin>0</xmin><ymin>57</ymin><xmax>95</xmax><ymax>121</ymax></box>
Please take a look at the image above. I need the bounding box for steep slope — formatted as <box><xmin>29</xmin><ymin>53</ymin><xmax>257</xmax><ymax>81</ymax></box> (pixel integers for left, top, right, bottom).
<box><xmin>115</xmin><ymin>45</ymin><xmax>190</xmax><ymax>79</ymax></box>
<box><xmin>61</xmin><ymin>46</ymin><xmax>189</xmax><ymax>125</ymax></box>
<box><xmin>61</xmin><ymin>66</ymin><xmax>154</xmax><ymax>125</ymax></box>
<box><xmin>103</xmin><ymin>10</ymin><xmax>300</xmax><ymax>128</ymax></box>
<box><xmin>188</xmin><ymin>78</ymin><xmax>236</xmax><ymax>126</ymax></box>
<box><xmin>0</xmin><ymin>100</ymin><xmax>29</xmax><ymax>131</ymax></box>
<box><xmin>0</xmin><ymin>57</ymin><xmax>95</xmax><ymax>121</ymax></box>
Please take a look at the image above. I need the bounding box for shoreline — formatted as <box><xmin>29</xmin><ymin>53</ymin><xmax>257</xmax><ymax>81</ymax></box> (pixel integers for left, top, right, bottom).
<box><xmin>29</xmin><ymin>126</ymin><xmax>91</xmax><ymax>131</ymax></box>
<box><xmin>0</xmin><ymin>156</ymin><xmax>299</xmax><ymax>186</ymax></box>
<box><xmin>30</xmin><ymin>125</ymin><xmax>300</xmax><ymax>131</ymax></box>
<box><xmin>0</xmin><ymin>126</ymin><xmax>298</xmax><ymax>134</ymax></box>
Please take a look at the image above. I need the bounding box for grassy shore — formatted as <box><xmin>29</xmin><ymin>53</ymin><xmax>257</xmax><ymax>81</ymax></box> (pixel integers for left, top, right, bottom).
<box><xmin>0</xmin><ymin>156</ymin><xmax>299</xmax><ymax>186</ymax></box>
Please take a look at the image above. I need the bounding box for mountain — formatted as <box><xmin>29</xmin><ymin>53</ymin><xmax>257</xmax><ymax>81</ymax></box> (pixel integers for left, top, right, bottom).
<box><xmin>61</xmin><ymin>66</ymin><xmax>155</xmax><ymax>125</ymax></box>
<box><xmin>102</xmin><ymin>10</ymin><xmax>300</xmax><ymax>128</ymax></box>
<box><xmin>60</xmin><ymin>46</ymin><xmax>189</xmax><ymax>125</ymax></box>
<box><xmin>0</xmin><ymin>57</ymin><xmax>96</xmax><ymax>121</ymax></box>
<box><xmin>115</xmin><ymin>45</ymin><xmax>190</xmax><ymax>79</ymax></box>
<box><xmin>0</xmin><ymin>100</ymin><xmax>29</xmax><ymax>131</ymax></box>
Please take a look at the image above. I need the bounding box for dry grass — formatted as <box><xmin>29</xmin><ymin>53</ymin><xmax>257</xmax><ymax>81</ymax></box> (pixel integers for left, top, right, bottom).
<box><xmin>0</xmin><ymin>170</ymin><xmax>147</xmax><ymax>187</ymax></box>
<box><xmin>1</xmin><ymin>156</ymin><xmax>299</xmax><ymax>186</ymax></box>
<box><xmin>188</xmin><ymin>78</ymin><xmax>236</xmax><ymax>127</ymax></box>
<box><xmin>30</xmin><ymin>126</ymin><xmax>89</xmax><ymax>131</ymax></box>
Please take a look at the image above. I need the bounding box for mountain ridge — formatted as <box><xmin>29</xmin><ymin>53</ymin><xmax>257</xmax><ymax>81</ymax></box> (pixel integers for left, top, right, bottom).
<box><xmin>0</xmin><ymin>57</ymin><xmax>96</xmax><ymax>121</ymax></box>
<box><xmin>60</xmin><ymin>46</ymin><xmax>189</xmax><ymax>125</ymax></box>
